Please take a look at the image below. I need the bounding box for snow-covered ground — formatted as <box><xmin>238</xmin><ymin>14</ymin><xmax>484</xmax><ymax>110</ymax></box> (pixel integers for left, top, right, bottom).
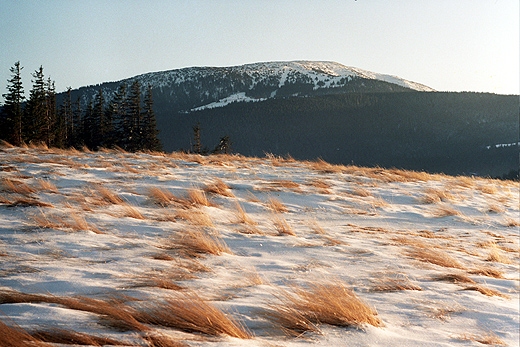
<box><xmin>0</xmin><ymin>145</ymin><xmax>518</xmax><ymax>346</ymax></box>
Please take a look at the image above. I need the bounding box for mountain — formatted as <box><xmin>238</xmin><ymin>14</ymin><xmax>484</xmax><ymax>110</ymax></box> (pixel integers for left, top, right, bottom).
<box><xmin>58</xmin><ymin>61</ymin><xmax>518</xmax><ymax>178</ymax></box>
<box><xmin>65</xmin><ymin>61</ymin><xmax>433</xmax><ymax>112</ymax></box>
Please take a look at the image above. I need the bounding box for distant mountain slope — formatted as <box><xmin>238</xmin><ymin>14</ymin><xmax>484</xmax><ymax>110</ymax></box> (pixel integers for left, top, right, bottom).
<box><xmin>159</xmin><ymin>92</ymin><xmax>518</xmax><ymax>177</ymax></box>
<box><xmin>63</xmin><ymin>61</ymin><xmax>432</xmax><ymax>113</ymax></box>
<box><xmin>56</xmin><ymin>61</ymin><xmax>518</xmax><ymax>177</ymax></box>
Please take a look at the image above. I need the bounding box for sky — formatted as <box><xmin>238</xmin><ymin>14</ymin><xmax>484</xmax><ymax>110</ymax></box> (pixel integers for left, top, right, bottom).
<box><xmin>0</xmin><ymin>0</ymin><xmax>518</xmax><ymax>97</ymax></box>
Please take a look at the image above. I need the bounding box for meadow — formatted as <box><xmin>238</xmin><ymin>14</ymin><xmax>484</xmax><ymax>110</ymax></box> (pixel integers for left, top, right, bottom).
<box><xmin>0</xmin><ymin>143</ymin><xmax>518</xmax><ymax>346</ymax></box>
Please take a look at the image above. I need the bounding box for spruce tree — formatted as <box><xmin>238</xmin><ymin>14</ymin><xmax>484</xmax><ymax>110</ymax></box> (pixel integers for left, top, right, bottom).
<box><xmin>141</xmin><ymin>85</ymin><xmax>162</xmax><ymax>151</ymax></box>
<box><xmin>1</xmin><ymin>61</ymin><xmax>25</xmax><ymax>145</ymax></box>
<box><xmin>110</xmin><ymin>83</ymin><xmax>128</xmax><ymax>149</ymax></box>
<box><xmin>24</xmin><ymin>66</ymin><xmax>46</xmax><ymax>143</ymax></box>
<box><xmin>44</xmin><ymin>77</ymin><xmax>56</xmax><ymax>147</ymax></box>
<box><xmin>126</xmin><ymin>80</ymin><xmax>142</xmax><ymax>151</ymax></box>
<box><xmin>92</xmin><ymin>88</ymin><xmax>105</xmax><ymax>148</ymax></box>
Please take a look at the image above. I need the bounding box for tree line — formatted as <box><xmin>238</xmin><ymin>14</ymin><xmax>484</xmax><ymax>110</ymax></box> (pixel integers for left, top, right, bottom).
<box><xmin>0</xmin><ymin>62</ymin><xmax>161</xmax><ymax>152</ymax></box>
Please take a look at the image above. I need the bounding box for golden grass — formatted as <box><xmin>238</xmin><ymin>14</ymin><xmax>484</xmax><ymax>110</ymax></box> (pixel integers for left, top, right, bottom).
<box><xmin>119</xmin><ymin>203</ymin><xmax>146</xmax><ymax>220</ymax></box>
<box><xmin>173</xmin><ymin>228</ymin><xmax>231</xmax><ymax>256</ymax></box>
<box><xmin>233</xmin><ymin>201</ymin><xmax>257</xmax><ymax>225</ymax></box>
<box><xmin>175</xmin><ymin>209</ymin><xmax>214</xmax><ymax>227</ymax></box>
<box><xmin>137</xmin><ymin>291</ymin><xmax>252</xmax><ymax>338</ymax></box>
<box><xmin>431</xmin><ymin>204</ymin><xmax>461</xmax><ymax>217</ymax></box>
<box><xmin>1</xmin><ymin>178</ymin><xmax>35</xmax><ymax>195</ymax></box>
<box><xmin>147</xmin><ymin>187</ymin><xmax>178</xmax><ymax>206</ymax></box>
<box><xmin>468</xmin><ymin>266</ymin><xmax>504</xmax><ymax>279</ymax></box>
<box><xmin>36</xmin><ymin>179</ymin><xmax>58</xmax><ymax>192</ymax></box>
<box><xmin>349</xmin><ymin>187</ymin><xmax>372</xmax><ymax>197</ymax></box>
<box><xmin>305</xmin><ymin>158</ymin><xmax>345</xmax><ymax>174</ymax></box>
<box><xmin>272</xmin><ymin>214</ymin><xmax>296</xmax><ymax>236</ymax></box>
<box><xmin>270</xmin><ymin>281</ymin><xmax>382</xmax><ymax>336</ymax></box>
<box><xmin>477</xmin><ymin>184</ymin><xmax>498</xmax><ymax>195</ymax></box>
<box><xmin>31</xmin><ymin>329</ymin><xmax>126</xmax><ymax>346</ymax></box>
<box><xmin>133</xmin><ymin>274</ymin><xmax>184</xmax><ymax>291</ymax></box>
<box><xmin>0</xmin><ymin>320</ymin><xmax>44</xmax><ymax>347</ymax></box>
<box><xmin>142</xmin><ymin>333</ymin><xmax>189</xmax><ymax>347</ymax></box>
<box><xmin>266</xmin><ymin>197</ymin><xmax>289</xmax><ymax>213</ymax></box>
<box><xmin>431</xmin><ymin>273</ymin><xmax>476</xmax><ymax>284</ymax></box>
<box><xmin>203</xmin><ymin>178</ymin><xmax>234</xmax><ymax>197</ymax></box>
<box><xmin>0</xmin><ymin>290</ymin><xmax>146</xmax><ymax>332</ymax></box>
<box><xmin>502</xmin><ymin>217</ymin><xmax>520</xmax><ymax>227</ymax></box>
<box><xmin>371</xmin><ymin>275</ymin><xmax>422</xmax><ymax>292</ymax></box>
<box><xmin>187</xmin><ymin>188</ymin><xmax>213</xmax><ymax>207</ymax></box>
<box><xmin>405</xmin><ymin>247</ymin><xmax>465</xmax><ymax>269</ymax></box>
<box><xmin>457</xmin><ymin>332</ymin><xmax>507</xmax><ymax>346</ymax></box>
<box><xmin>462</xmin><ymin>285</ymin><xmax>509</xmax><ymax>298</ymax></box>
<box><xmin>92</xmin><ymin>184</ymin><xmax>125</xmax><ymax>205</ymax></box>
<box><xmin>7</xmin><ymin>196</ymin><xmax>54</xmax><ymax>207</ymax></box>
<box><xmin>419</xmin><ymin>187</ymin><xmax>454</xmax><ymax>204</ymax></box>
<box><xmin>485</xmin><ymin>246</ymin><xmax>512</xmax><ymax>264</ymax></box>
<box><xmin>32</xmin><ymin>210</ymin><xmax>103</xmax><ymax>234</ymax></box>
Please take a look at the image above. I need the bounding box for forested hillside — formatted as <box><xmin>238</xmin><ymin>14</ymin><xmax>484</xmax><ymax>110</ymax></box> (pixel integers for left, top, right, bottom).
<box><xmin>159</xmin><ymin>92</ymin><xmax>518</xmax><ymax>177</ymax></box>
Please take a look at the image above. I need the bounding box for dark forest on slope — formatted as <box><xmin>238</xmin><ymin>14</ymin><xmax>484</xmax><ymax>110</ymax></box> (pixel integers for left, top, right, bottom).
<box><xmin>158</xmin><ymin>92</ymin><xmax>518</xmax><ymax>177</ymax></box>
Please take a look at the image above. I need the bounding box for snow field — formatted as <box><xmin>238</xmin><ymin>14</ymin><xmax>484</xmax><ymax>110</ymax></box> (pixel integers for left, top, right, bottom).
<box><xmin>0</xmin><ymin>144</ymin><xmax>518</xmax><ymax>346</ymax></box>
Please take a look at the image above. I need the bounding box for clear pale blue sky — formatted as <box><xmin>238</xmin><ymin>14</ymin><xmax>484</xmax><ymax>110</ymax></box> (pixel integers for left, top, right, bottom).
<box><xmin>1</xmin><ymin>0</ymin><xmax>518</xmax><ymax>96</ymax></box>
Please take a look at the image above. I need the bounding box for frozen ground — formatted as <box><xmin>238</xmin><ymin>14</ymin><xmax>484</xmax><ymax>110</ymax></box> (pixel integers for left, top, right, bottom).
<box><xmin>0</xmin><ymin>145</ymin><xmax>518</xmax><ymax>346</ymax></box>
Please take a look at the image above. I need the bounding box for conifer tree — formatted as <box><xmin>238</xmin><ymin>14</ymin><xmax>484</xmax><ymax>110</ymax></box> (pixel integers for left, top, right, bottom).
<box><xmin>1</xmin><ymin>61</ymin><xmax>25</xmax><ymax>145</ymax></box>
<box><xmin>24</xmin><ymin>66</ymin><xmax>46</xmax><ymax>144</ymax></box>
<box><xmin>110</xmin><ymin>83</ymin><xmax>128</xmax><ymax>148</ymax></box>
<box><xmin>44</xmin><ymin>77</ymin><xmax>56</xmax><ymax>147</ymax></box>
<box><xmin>126</xmin><ymin>80</ymin><xmax>142</xmax><ymax>151</ymax></box>
<box><xmin>140</xmin><ymin>85</ymin><xmax>162</xmax><ymax>151</ymax></box>
<box><xmin>92</xmin><ymin>88</ymin><xmax>105</xmax><ymax>148</ymax></box>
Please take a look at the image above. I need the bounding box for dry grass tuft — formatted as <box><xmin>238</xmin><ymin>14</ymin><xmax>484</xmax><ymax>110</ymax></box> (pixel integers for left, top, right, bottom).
<box><xmin>419</xmin><ymin>187</ymin><xmax>453</xmax><ymax>204</ymax></box>
<box><xmin>431</xmin><ymin>204</ymin><xmax>461</xmax><ymax>218</ymax></box>
<box><xmin>32</xmin><ymin>328</ymin><xmax>126</xmax><ymax>346</ymax></box>
<box><xmin>272</xmin><ymin>214</ymin><xmax>296</xmax><ymax>236</ymax></box>
<box><xmin>142</xmin><ymin>333</ymin><xmax>189</xmax><ymax>347</ymax></box>
<box><xmin>204</xmin><ymin>178</ymin><xmax>234</xmax><ymax>197</ymax></box>
<box><xmin>233</xmin><ymin>201</ymin><xmax>257</xmax><ymax>225</ymax></box>
<box><xmin>32</xmin><ymin>210</ymin><xmax>103</xmax><ymax>234</ymax></box>
<box><xmin>486</xmin><ymin>245</ymin><xmax>512</xmax><ymax>264</ymax></box>
<box><xmin>371</xmin><ymin>275</ymin><xmax>422</xmax><ymax>292</ymax></box>
<box><xmin>462</xmin><ymin>285</ymin><xmax>509</xmax><ymax>298</ymax></box>
<box><xmin>0</xmin><ymin>320</ymin><xmax>44</xmax><ymax>347</ymax></box>
<box><xmin>266</xmin><ymin>197</ymin><xmax>289</xmax><ymax>213</ymax></box>
<box><xmin>457</xmin><ymin>332</ymin><xmax>507</xmax><ymax>346</ymax></box>
<box><xmin>120</xmin><ymin>203</ymin><xmax>146</xmax><ymax>219</ymax></box>
<box><xmin>406</xmin><ymin>247</ymin><xmax>465</xmax><ymax>269</ymax></box>
<box><xmin>175</xmin><ymin>209</ymin><xmax>214</xmax><ymax>227</ymax></box>
<box><xmin>0</xmin><ymin>290</ymin><xmax>146</xmax><ymax>332</ymax></box>
<box><xmin>148</xmin><ymin>187</ymin><xmax>178</xmax><ymax>206</ymax></box>
<box><xmin>502</xmin><ymin>217</ymin><xmax>520</xmax><ymax>227</ymax></box>
<box><xmin>431</xmin><ymin>273</ymin><xmax>476</xmax><ymax>284</ymax></box>
<box><xmin>306</xmin><ymin>158</ymin><xmax>345</xmax><ymax>174</ymax></box>
<box><xmin>36</xmin><ymin>179</ymin><xmax>58</xmax><ymax>192</ymax></box>
<box><xmin>349</xmin><ymin>187</ymin><xmax>372</xmax><ymax>197</ymax></box>
<box><xmin>468</xmin><ymin>266</ymin><xmax>504</xmax><ymax>279</ymax></box>
<box><xmin>187</xmin><ymin>188</ymin><xmax>213</xmax><ymax>207</ymax></box>
<box><xmin>1</xmin><ymin>178</ymin><xmax>35</xmax><ymax>195</ymax></box>
<box><xmin>477</xmin><ymin>184</ymin><xmax>498</xmax><ymax>195</ymax></box>
<box><xmin>173</xmin><ymin>228</ymin><xmax>231</xmax><ymax>256</ymax></box>
<box><xmin>270</xmin><ymin>281</ymin><xmax>382</xmax><ymax>336</ymax></box>
<box><xmin>92</xmin><ymin>184</ymin><xmax>125</xmax><ymax>205</ymax></box>
<box><xmin>137</xmin><ymin>292</ymin><xmax>252</xmax><ymax>338</ymax></box>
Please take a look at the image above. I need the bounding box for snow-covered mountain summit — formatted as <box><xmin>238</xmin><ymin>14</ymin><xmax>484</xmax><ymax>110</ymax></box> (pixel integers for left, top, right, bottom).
<box><xmin>69</xmin><ymin>61</ymin><xmax>434</xmax><ymax>114</ymax></box>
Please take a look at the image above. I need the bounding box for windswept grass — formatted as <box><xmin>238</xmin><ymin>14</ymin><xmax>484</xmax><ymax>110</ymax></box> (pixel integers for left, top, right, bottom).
<box><xmin>137</xmin><ymin>291</ymin><xmax>252</xmax><ymax>338</ymax></box>
<box><xmin>272</xmin><ymin>214</ymin><xmax>296</xmax><ymax>236</ymax></box>
<box><xmin>405</xmin><ymin>247</ymin><xmax>465</xmax><ymax>269</ymax></box>
<box><xmin>371</xmin><ymin>275</ymin><xmax>422</xmax><ymax>292</ymax></box>
<box><xmin>204</xmin><ymin>178</ymin><xmax>234</xmax><ymax>197</ymax></box>
<box><xmin>457</xmin><ymin>332</ymin><xmax>507</xmax><ymax>346</ymax></box>
<box><xmin>0</xmin><ymin>320</ymin><xmax>44</xmax><ymax>347</ymax></box>
<box><xmin>266</xmin><ymin>197</ymin><xmax>289</xmax><ymax>213</ymax></box>
<box><xmin>32</xmin><ymin>329</ymin><xmax>126</xmax><ymax>346</ymax></box>
<box><xmin>172</xmin><ymin>228</ymin><xmax>231</xmax><ymax>256</ymax></box>
<box><xmin>269</xmin><ymin>281</ymin><xmax>382</xmax><ymax>336</ymax></box>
